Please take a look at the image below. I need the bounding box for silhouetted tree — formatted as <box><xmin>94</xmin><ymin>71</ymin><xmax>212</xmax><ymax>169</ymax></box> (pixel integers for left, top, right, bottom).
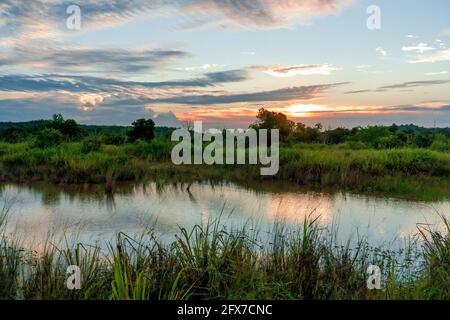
<box><xmin>127</xmin><ymin>119</ymin><xmax>155</xmax><ymax>142</ymax></box>
<box><xmin>47</xmin><ymin>114</ymin><xmax>83</xmax><ymax>140</ymax></box>
<box><xmin>251</xmin><ymin>108</ymin><xmax>294</xmax><ymax>140</ymax></box>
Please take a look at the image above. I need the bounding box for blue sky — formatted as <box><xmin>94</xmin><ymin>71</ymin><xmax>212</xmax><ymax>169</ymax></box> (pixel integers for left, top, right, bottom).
<box><xmin>0</xmin><ymin>0</ymin><xmax>449</xmax><ymax>128</ymax></box>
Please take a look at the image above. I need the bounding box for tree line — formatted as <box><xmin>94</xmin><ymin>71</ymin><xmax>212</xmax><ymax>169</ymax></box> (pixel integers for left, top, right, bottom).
<box><xmin>251</xmin><ymin>108</ymin><xmax>450</xmax><ymax>151</ymax></box>
<box><xmin>0</xmin><ymin>109</ymin><xmax>449</xmax><ymax>152</ymax></box>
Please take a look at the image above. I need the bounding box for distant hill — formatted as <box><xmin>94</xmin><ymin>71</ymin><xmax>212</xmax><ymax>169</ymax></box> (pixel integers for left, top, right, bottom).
<box><xmin>1</xmin><ymin>120</ymin><xmax>448</xmax><ymax>133</ymax></box>
<box><xmin>0</xmin><ymin>120</ymin><xmax>176</xmax><ymax>139</ymax></box>
<box><xmin>0</xmin><ymin>120</ymin><xmax>50</xmax><ymax>130</ymax></box>
<box><xmin>0</xmin><ymin>120</ymin><xmax>173</xmax><ymax>132</ymax></box>
<box><xmin>396</xmin><ymin>124</ymin><xmax>450</xmax><ymax>135</ymax></box>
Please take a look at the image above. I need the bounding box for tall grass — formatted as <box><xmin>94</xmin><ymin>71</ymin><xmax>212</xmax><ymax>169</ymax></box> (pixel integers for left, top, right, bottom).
<box><xmin>417</xmin><ymin>216</ymin><xmax>450</xmax><ymax>298</ymax></box>
<box><xmin>0</xmin><ymin>204</ymin><xmax>448</xmax><ymax>300</ymax></box>
<box><xmin>0</xmin><ymin>141</ymin><xmax>449</xmax><ymax>199</ymax></box>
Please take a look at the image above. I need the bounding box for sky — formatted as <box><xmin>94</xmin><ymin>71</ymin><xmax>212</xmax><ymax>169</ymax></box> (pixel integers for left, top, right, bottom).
<box><xmin>0</xmin><ymin>0</ymin><xmax>449</xmax><ymax>128</ymax></box>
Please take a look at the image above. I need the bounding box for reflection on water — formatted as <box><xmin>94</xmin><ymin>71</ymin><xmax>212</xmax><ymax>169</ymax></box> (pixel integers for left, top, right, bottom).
<box><xmin>0</xmin><ymin>182</ymin><xmax>448</xmax><ymax>250</ymax></box>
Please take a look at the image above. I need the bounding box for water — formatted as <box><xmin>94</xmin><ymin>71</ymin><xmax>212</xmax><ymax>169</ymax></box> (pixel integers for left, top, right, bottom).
<box><xmin>0</xmin><ymin>182</ymin><xmax>448</xmax><ymax>251</ymax></box>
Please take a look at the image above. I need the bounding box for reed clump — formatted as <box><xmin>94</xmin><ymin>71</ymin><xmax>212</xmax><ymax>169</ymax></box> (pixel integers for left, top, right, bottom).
<box><xmin>0</xmin><ymin>204</ymin><xmax>448</xmax><ymax>300</ymax></box>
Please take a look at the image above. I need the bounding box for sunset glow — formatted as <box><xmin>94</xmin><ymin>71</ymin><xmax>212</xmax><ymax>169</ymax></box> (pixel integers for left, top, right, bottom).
<box><xmin>0</xmin><ymin>1</ymin><xmax>449</xmax><ymax>128</ymax></box>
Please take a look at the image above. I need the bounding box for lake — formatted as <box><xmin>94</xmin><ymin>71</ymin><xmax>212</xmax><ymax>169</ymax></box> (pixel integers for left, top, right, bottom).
<box><xmin>0</xmin><ymin>182</ymin><xmax>448</xmax><ymax>251</ymax></box>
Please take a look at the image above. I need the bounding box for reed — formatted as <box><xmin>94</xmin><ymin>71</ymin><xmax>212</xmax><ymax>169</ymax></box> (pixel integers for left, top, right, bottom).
<box><xmin>0</xmin><ymin>205</ymin><xmax>448</xmax><ymax>300</ymax></box>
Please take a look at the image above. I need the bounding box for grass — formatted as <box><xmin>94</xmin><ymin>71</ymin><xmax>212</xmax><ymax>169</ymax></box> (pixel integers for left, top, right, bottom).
<box><xmin>0</xmin><ymin>140</ymin><xmax>449</xmax><ymax>200</ymax></box>
<box><xmin>0</xmin><ymin>201</ymin><xmax>448</xmax><ymax>300</ymax></box>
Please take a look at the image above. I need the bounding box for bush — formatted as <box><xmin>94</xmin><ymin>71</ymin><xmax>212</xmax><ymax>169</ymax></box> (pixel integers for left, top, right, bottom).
<box><xmin>45</xmin><ymin>114</ymin><xmax>84</xmax><ymax>140</ymax></box>
<box><xmin>0</xmin><ymin>127</ymin><xmax>28</xmax><ymax>143</ymax></box>
<box><xmin>102</xmin><ymin>134</ymin><xmax>126</xmax><ymax>146</ymax></box>
<box><xmin>126</xmin><ymin>139</ymin><xmax>173</xmax><ymax>161</ymax></box>
<box><xmin>81</xmin><ymin>136</ymin><xmax>102</xmax><ymax>154</ymax></box>
<box><xmin>414</xmin><ymin>132</ymin><xmax>434</xmax><ymax>148</ymax></box>
<box><xmin>127</xmin><ymin>119</ymin><xmax>155</xmax><ymax>142</ymax></box>
<box><xmin>377</xmin><ymin>135</ymin><xmax>404</xmax><ymax>149</ymax></box>
<box><xmin>430</xmin><ymin>135</ymin><xmax>449</xmax><ymax>152</ymax></box>
<box><xmin>345</xmin><ymin>141</ymin><xmax>368</xmax><ymax>150</ymax></box>
<box><xmin>33</xmin><ymin>128</ymin><xmax>63</xmax><ymax>149</ymax></box>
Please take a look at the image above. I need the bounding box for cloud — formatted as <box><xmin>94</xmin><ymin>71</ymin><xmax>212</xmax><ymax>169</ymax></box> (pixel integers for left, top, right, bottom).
<box><xmin>345</xmin><ymin>80</ymin><xmax>450</xmax><ymax>94</ymax></box>
<box><xmin>408</xmin><ymin>49</ymin><xmax>450</xmax><ymax>63</ymax></box>
<box><xmin>177</xmin><ymin>64</ymin><xmax>227</xmax><ymax>71</ymax></box>
<box><xmin>386</xmin><ymin>105</ymin><xmax>450</xmax><ymax>112</ymax></box>
<box><xmin>402</xmin><ymin>42</ymin><xmax>435</xmax><ymax>54</ymax></box>
<box><xmin>291</xmin><ymin>104</ymin><xmax>450</xmax><ymax>114</ymax></box>
<box><xmin>109</xmin><ymin>82</ymin><xmax>349</xmax><ymax>106</ymax></box>
<box><xmin>0</xmin><ymin>81</ymin><xmax>349</xmax><ymax>125</ymax></box>
<box><xmin>79</xmin><ymin>94</ymin><xmax>104</xmax><ymax>111</ymax></box>
<box><xmin>2</xmin><ymin>94</ymin><xmax>449</xmax><ymax>128</ymax></box>
<box><xmin>0</xmin><ymin>42</ymin><xmax>189</xmax><ymax>75</ymax></box>
<box><xmin>0</xmin><ymin>0</ymin><xmax>354</xmax><ymax>44</ymax></box>
<box><xmin>440</xmin><ymin>28</ymin><xmax>450</xmax><ymax>37</ymax></box>
<box><xmin>145</xmin><ymin>108</ymin><xmax>182</xmax><ymax>128</ymax></box>
<box><xmin>0</xmin><ymin>69</ymin><xmax>252</xmax><ymax>94</ymax></box>
<box><xmin>344</xmin><ymin>90</ymin><xmax>371</xmax><ymax>94</ymax></box>
<box><xmin>262</xmin><ymin>64</ymin><xmax>338</xmax><ymax>77</ymax></box>
<box><xmin>0</xmin><ymin>75</ymin><xmax>94</xmax><ymax>93</ymax></box>
<box><xmin>377</xmin><ymin>80</ymin><xmax>450</xmax><ymax>91</ymax></box>
<box><xmin>177</xmin><ymin>0</ymin><xmax>354</xmax><ymax>29</ymax></box>
<box><xmin>376</xmin><ymin>47</ymin><xmax>387</xmax><ymax>57</ymax></box>
<box><xmin>425</xmin><ymin>71</ymin><xmax>448</xmax><ymax>76</ymax></box>
<box><xmin>0</xmin><ymin>94</ymin><xmax>154</xmax><ymax>125</ymax></box>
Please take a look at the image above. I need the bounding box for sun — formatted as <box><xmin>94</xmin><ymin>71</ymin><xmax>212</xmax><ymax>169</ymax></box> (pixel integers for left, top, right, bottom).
<box><xmin>285</xmin><ymin>104</ymin><xmax>326</xmax><ymax>117</ymax></box>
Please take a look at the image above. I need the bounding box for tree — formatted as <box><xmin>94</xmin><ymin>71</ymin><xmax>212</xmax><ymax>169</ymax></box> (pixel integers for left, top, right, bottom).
<box><xmin>414</xmin><ymin>132</ymin><xmax>433</xmax><ymax>148</ymax></box>
<box><xmin>324</xmin><ymin>127</ymin><xmax>351</xmax><ymax>144</ymax></box>
<box><xmin>430</xmin><ymin>134</ymin><xmax>449</xmax><ymax>152</ymax></box>
<box><xmin>292</xmin><ymin>122</ymin><xmax>322</xmax><ymax>143</ymax></box>
<box><xmin>34</xmin><ymin>128</ymin><xmax>63</xmax><ymax>148</ymax></box>
<box><xmin>352</xmin><ymin>126</ymin><xmax>391</xmax><ymax>148</ymax></box>
<box><xmin>47</xmin><ymin>114</ymin><xmax>83</xmax><ymax>140</ymax></box>
<box><xmin>127</xmin><ymin>119</ymin><xmax>155</xmax><ymax>142</ymax></box>
<box><xmin>1</xmin><ymin>127</ymin><xmax>27</xmax><ymax>143</ymax></box>
<box><xmin>251</xmin><ymin>108</ymin><xmax>294</xmax><ymax>140</ymax></box>
<box><xmin>52</xmin><ymin>113</ymin><xmax>64</xmax><ymax>125</ymax></box>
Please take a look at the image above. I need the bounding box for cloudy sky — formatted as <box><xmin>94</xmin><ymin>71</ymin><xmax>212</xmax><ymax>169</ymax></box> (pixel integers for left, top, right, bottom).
<box><xmin>0</xmin><ymin>0</ymin><xmax>449</xmax><ymax>128</ymax></box>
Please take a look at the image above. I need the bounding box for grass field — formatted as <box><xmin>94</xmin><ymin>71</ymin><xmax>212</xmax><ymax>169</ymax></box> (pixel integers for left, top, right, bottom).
<box><xmin>0</xmin><ymin>140</ymin><xmax>449</xmax><ymax>200</ymax></box>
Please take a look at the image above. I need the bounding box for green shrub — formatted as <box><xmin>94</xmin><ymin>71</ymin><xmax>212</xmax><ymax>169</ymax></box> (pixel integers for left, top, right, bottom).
<box><xmin>338</xmin><ymin>141</ymin><xmax>368</xmax><ymax>150</ymax></box>
<box><xmin>430</xmin><ymin>135</ymin><xmax>449</xmax><ymax>152</ymax></box>
<box><xmin>81</xmin><ymin>137</ymin><xmax>102</xmax><ymax>154</ymax></box>
<box><xmin>127</xmin><ymin>119</ymin><xmax>155</xmax><ymax>142</ymax></box>
<box><xmin>33</xmin><ymin>128</ymin><xmax>63</xmax><ymax>149</ymax></box>
<box><xmin>102</xmin><ymin>134</ymin><xmax>126</xmax><ymax>146</ymax></box>
<box><xmin>0</xmin><ymin>127</ymin><xmax>28</xmax><ymax>143</ymax></box>
<box><xmin>126</xmin><ymin>139</ymin><xmax>173</xmax><ymax>161</ymax></box>
<box><xmin>47</xmin><ymin>114</ymin><xmax>84</xmax><ymax>140</ymax></box>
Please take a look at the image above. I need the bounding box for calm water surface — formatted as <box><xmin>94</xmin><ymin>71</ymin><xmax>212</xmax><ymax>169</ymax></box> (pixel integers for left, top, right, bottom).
<box><xmin>1</xmin><ymin>182</ymin><xmax>448</xmax><ymax>250</ymax></box>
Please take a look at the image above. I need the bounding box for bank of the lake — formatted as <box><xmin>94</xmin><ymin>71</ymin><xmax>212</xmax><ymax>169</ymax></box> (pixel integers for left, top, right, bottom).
<box><xmin>1</xmin><ymin>179</ymin><xmax>448</xmax><ymax>300</ymax></box>
<box><xmin>1</xmin><ymin>141</ymin><xmax>449</xmax><ymax>200</ymax></box>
